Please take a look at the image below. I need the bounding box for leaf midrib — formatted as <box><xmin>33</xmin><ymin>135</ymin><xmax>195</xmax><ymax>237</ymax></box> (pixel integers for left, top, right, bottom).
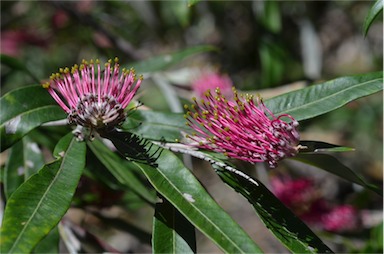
<box><xmin>8</xmin><ymin>138</ymin><xmax>75</xmax><ymax>253</ymax></box>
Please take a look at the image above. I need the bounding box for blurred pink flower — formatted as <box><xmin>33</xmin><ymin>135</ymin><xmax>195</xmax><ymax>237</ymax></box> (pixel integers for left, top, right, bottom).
<box><xmin>192</xmin><ymin>72</ymin><xmax>234</xmax><ymax>99</ymax></box>
<box><xmin>184</xmin><ymin>88</ymin><xmax>300</xmax><ymax>168</ymax></box>
<box><xmin>322</xmin><ymin>205</ymin><xmax>360</xmax><ymax>232</ymax></box>
<box><xmin>271</xmin><ymin>176</ymin><xmax>361</xmax><ymax>232</ymax></box>
<box><xmin>271</xmin><ymin>177</ymin><xmax>327</xmax><ymax>219</ymax></box>
<box><xmin>42</xmin><ymin>58</ymin><xmax>142</xmax><ymax>130</ymax></box>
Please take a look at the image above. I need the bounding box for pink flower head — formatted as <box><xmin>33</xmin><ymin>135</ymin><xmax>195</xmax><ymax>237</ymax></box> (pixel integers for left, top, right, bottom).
<box><xmin>192</xmin><ymin>72</ymin><xmax>233</xmax><ymax>99</ymax></box>
<box><xmin>42</xmin><ymin>58</ymin><xmax>142</xmax><ymax>130</ymax></box>
<box><xmin>271</xmin><ymin>176</ymin><xmax>328</xmax><ymax>223</ymax></box>
<box><xmin>322</xmin><ymin>205</ymin><xmax>360</xmax><ymax>232</ymax></box>
<box><xmin>184</xmin><ymin>88</ymin><xmax>300</xmax><ymax>168</ymax></box>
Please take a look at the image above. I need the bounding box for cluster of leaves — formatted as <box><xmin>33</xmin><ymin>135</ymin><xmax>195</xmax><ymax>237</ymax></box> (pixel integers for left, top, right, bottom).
<box><xmin>1</xmin><ymin>1</ymin><xmax>383</xmax><ymax>253</ymax></box>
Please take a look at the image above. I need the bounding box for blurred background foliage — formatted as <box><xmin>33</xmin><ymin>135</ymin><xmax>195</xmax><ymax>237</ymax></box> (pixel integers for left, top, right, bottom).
<box><xmin>1</xmin><ymin>1</ymin><xmax>382</xmax><ymax>253</ymax></box>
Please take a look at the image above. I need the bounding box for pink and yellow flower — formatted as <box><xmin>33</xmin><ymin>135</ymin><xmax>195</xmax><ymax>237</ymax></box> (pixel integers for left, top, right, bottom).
<box><xmin>184</xmin><ymin>87</ymin><xmax>300</xmax><ymax>168</ymax></box>
<box><xmin>42</xmin><ymin>58</ymin><xmax>142</xmax><ymax>130</ymax></box>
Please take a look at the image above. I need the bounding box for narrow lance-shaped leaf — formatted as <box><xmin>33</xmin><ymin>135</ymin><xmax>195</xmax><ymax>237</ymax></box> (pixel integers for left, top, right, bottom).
<box><xmin>264</xmin><ymin>72</ymin><xmax>383</xmax><ymax>121</ymax></box>
<box><xmin>121</xmin><ymin>110</ymin><xmax>188</xmax><ymax>142</ymax></box>
<box><xmin>299</xmin><ymin>140</ymin><xmax>355</xmax><ymax>153</ymax></box>
<box><xmin>0</xmin><ymin>85</ymin><xmax>66</xmax><ymax>151</ymax></box>
<box><xmin>105</xmin><ymin>131</ymin><xmax>263</xmax><ymax>253</ymax></box>
<box><xmin>363</xmin><ymin>0</ymin><xmax>383</xmax><ymax>36</ymax></box>
<box><xmin>0</xmin><ymin>133</ymin><xmax>86</xmax><ymax>253</ymax></box>
<box><xmin>153</xmin><ymin>197</ymin><xmax>196</xmax><ymax>254</ymax></box>
<box><xmin>3</xmin><ymin>137</ymin><xmax>45</xmax><ymax>199</ymax></box>
<box><xmin>292</xmin><ymin>153</ymin><xmax>382</xmax><ymax>196</ymax></box>
<box><xmin>214</xmin><ymin>165</ymin><xmax>333</xmax><ymax>254</ymax></box>
<box><xmin>3</xmin><ymin>140</ymin><xmax>25</xmax><ymax>199</ymax></box>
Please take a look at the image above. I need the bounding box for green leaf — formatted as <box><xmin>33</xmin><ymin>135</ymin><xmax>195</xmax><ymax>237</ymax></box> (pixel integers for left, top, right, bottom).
<box><xmin>129</xmin><ymin>45</ymin><xmax>217</xmax><ymax>74</ymax></box>
<box><xmin>0</xmin><ymin>134</ymin><xmax>86</xmax><ymax>253</ymax></box>
<box><xmin>32</xmin><ymin>226</ymin><xmax>60</xmax><ymax>254</ymax></box>
<box><xmin>256</xmin><ymin>1</ymin><xmax>282</xmax><ymax>33</ymax></box>
<box><xmin>87</xmin><ymin>139</ymin><xmax>156</xmax><ymax>204</ymax></box>
<box><xmin>0</xmin><ymin>85</ymin><xmax>66</xmax><ymax>151</ymax></box>
<box><xmin>363</xmin><ymin>0</ymin><xmax>383</xmax><ymax>36</ymax></box>
<box><xmin>122</xmin><ymin>110</ymin><xmax>188</xmax><ymax>142</ymax></box>
<box><xmin>3</xmin><ymin>137</ymin><xmax>45</xmax><ymax>199</ymax></box>
<box><xmin>153</xmin><ymin>198</ymin><xmax>196</xmax><ymax>254</ymax></box>
<box><xmin>264</xmin><ymin>72</ymin><xmax>383</xmax><ymax>121</ymax></box>
<box><xmin>292</xmin><ymin>153</ymin><xmax>382</xmax><ymax>195</ymax></box>
<box><xmin>215</xmin><ymin>166</ymin><xmax>333</xmax><ymax>254</ymax></box>
<box><xmin>3</xmin><ymin>140</ymin><xmax>24</xmax><ymax>199</ymax></box>
<box><xmin>107</xmin><ymin>132</ymin><xmax>263</xmax><ymax>253</ymax></box>
<box><xmin>1</xmin><ymin>54</ymin><xmax>41</xmax><ymax>84</ymax></box>
<box><xmin>299</xmin><ymin>140</ymin><xmax>355</xmax><ymax>153</ymax></box>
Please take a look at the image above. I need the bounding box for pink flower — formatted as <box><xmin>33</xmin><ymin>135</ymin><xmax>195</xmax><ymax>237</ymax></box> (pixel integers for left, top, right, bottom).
<box><xmin>42</xmin><ymin>58</ymin><xmax>142</xmax><ymax>130</ymax></box>
<box><xmin>184</xmin><ymin>88</ymin><xmax>300</xmax><ymax>168</ymax></box>
<box><xmin>192</xmin><ymin>72</ymin><xmax>233</xmax><ymax>99</ymax></box>
<box><xmin>322</xmin><ymin>205</ymin><xmax>360</xmax><ymax>232</ymax></box>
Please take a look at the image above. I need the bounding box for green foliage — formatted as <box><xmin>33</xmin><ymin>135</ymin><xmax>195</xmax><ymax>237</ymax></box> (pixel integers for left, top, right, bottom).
<box><xmin>363</xmin><ymin>0</ymin><xmax>383</xmax><ymax>36</ymax></box>
<box><xmin>0</xmin><ymin>134</ymin><xmax>86</xmax><ymax>253</ymax></box>
<box><xmin>153</xmin><ymin>199</ymin><xmax>196</xmax><ymax>253</ymax></box>
<box><xmin>264</xmin><ymin>72</ymin><xmax>383</xmax><ymax>121</ymax></box>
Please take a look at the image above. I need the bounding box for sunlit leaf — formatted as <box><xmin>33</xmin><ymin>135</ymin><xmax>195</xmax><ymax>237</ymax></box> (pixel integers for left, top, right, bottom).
<box><xmin>214</xmin><ymin>166</ymin><xmax>333</xmax><ymax>254</ymax></box>
<box><xmin>0</xmin><ymin>85</ymin><xmax>66</xmax><ymax>151</ymax></box>
<box><xmin>122</xmin><ymin>110</ymin><xmax>188</xmax><ymax>142</ymax></box>
<box><xmin>363</xmin><ymin>0</ymin><xmax>383</xmax><ymax>36</ymax></box>
<box><xmin>264</xmin><ymin>72</ymin><xmax>383</xmax><ymax>121</ymax></box>
<box><xmin>153</xmin><ymin>198</ymin><xmax>196</xmax><ymax>253</ymax></box>
<box><xmin>0</xmin><ymin>134</ymin><xmax>86</xmax><ymax>253</ymax></box>
<box><xmin>292</xmin><ymin>153</ymin><xmax>382</xmax><ymax>195</ymax></box>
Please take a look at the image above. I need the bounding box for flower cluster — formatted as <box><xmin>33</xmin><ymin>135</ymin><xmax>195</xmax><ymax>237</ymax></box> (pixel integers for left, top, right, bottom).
<box><xmin>184</xmin><ymin>87</ymin><xmax>300</xmax><ymax>168</ymax></box>
<box><xmin>271</xmin><ymin>176</ymin><xmax>360</xmax><ymax>233</ymax></box>
<box><xmin>42</xmin><ymin>58</ymin><xmax>142</xmax><ymax>131</ymax></box>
